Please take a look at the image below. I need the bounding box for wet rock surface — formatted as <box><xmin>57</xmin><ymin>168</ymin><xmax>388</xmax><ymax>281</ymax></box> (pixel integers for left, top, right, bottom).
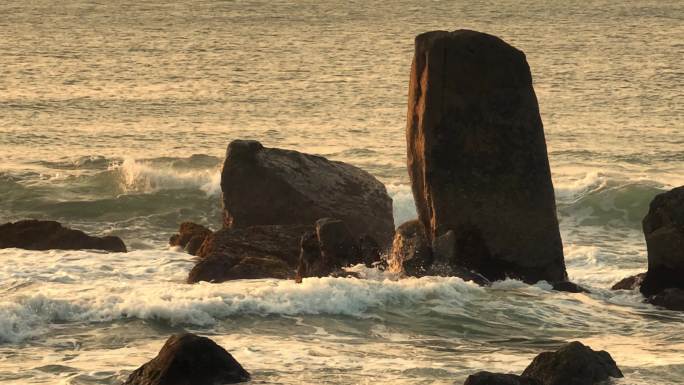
<box><xmin>296</xmin><ymin>218</ymin><xmax>381</xmax><ymax>280</ymax></box>
<box><xmin>188</xmin><ymin>224</ymin><xmax>311</xmax><ymax>283</ymax></box>
<box><xmin>388</xmin><ymin>219</ymin><xmax>433</xmax><ymax>276</ymax></box>
<box><xmin>405</xmin><ymin>29</ymin><xmax>566</xmax><ymax>284</ymax></box>
<box><xmin>0</xmin><ymin>219</ymin><xmax>126</xmax><ymax>252</ymax></box>
<box><xmin>169</xmin><ymin>222</ymin><xmax>211</xmax><ymax>255</ymax></box>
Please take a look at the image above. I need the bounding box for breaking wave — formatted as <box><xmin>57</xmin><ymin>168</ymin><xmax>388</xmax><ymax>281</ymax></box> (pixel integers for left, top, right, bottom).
<box><xmin>0</xmin><ymin>248</ymin><xmax>667</xmax><ymax>344</ymax></box>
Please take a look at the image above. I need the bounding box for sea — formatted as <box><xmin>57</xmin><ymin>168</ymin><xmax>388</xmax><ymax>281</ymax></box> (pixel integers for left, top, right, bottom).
<box><xmin>1</xmin><ymin>0</ymin><xmax>683</xmax><ymax>384</ymax></box>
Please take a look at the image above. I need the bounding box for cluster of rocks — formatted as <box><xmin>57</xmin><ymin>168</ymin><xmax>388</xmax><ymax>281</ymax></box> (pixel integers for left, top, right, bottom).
<box><xmin>125</xmin><ymin>334</ymin><xmax>622</xmax><ymax>385</ymax></box>
<box><xmin>0</xmin><ymin>29</ymin><xmax>679</xmax><ymax>318</ymax></box>
<box><xmin>2</xmin><ymin>28</ymin><xmax>680</xmax><ymax>385</ymax></box>
<box><xmin>175</xmin><ymin>138</ymin><xmax>393</xmax><ymax>284</ymax></box>
<box><xmin>464</xmin><ymin>341</ymin><xmax>622</xmax><ymax>385</ymax></box>
<box><xmin>611</xmin><ymin>186</ymin><xmax>684</xmax><ymax>311</ymax></box>
<box><xmin>168</xmin><ymin>29</ymin><xmax>581</xmax><ymax>291</ymax></box>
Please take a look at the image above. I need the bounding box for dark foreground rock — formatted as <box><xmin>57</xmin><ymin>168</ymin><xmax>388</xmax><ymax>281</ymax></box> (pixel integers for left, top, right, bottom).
<box><xmin>189</xmin><ymin>224</ymin><xmax>311</xmax><ymax>283</ymax></box>
<box><xmin>124</xmin><ymin>333</ymin><xmax>249</xmax><ymax>385</ymax></box>
<box><xmin>169</xmin><ymin>222</ymin><xmax>212</xmax><ymax>255</ymax></box>
<box><xmin>647</xmin><ymin>288</ymin><xmax>684</xmax><ymax>311</ymax></box>
<box><xmin>220</xmin><ymin>139</ymin><xmax>395</xmax><ymax>246</ymax></box>
<box><xmin>463</xmin><ymin>342</ymin><xmax>622</xmax><ymax>385</ymax></box>
<box><xmin>521</xmin><ymin>341</ymin><xmax>623</xmax><ymax>385</ymax></box>
<box><xmin>640</xmin><ymin>186</ymin><xmax>684</xmax><ymax>296</ymax></box>
<box><xmin>464</xmin><ymin>371</ymin><xmax>541</xmax><ymax>385</ymax></box>
<box><xmin>296</xmin><ymin>218</ymin><xmax>382</xmax><ymax>280</ymax></box>
<box><xmin>0</xmin><ymin>219</ymin><xmax>126</xmax><ymax>252</ymax></box>
<box><xmin>405</xmin><ymin>29</ymin><xmax>566</xmax><ymax>284</ymax></box>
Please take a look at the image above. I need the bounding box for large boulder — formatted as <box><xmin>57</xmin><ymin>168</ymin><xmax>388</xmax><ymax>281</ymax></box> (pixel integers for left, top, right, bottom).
<box><xmin>220</xmin><ymin>140</ymin><xmax>395</xmax><ymax>246</ymax></box>
<box><xmin>521</xmin><ymin>341</ymin><xmax>623</xmax><ymax>385</ymax></box>
<box><xmin>169</xmin><ymin>222</ymin><xmax>212</xmax><ymax>255</ymax></box>
<box><xmin>124</xmin><ymin>333</ymin><xmax>249</xmax><ymax>385</ymax></box>
<box><xmin>0</xmin><ymin>219</ymin><xmax>126</xmax><ymax>252</ymax></box>
<box><xmin>464</xmin><ymin>372</ymin><xmax>541</xmax><ymax>385</ymax></box>
<box><xmin>405</xmin><ymin>30</ymin><xmax>566</xmax><ymax>284</ymax></box>
<box><xmin>189</xmin><ymin>224</ymin><xmax>311</xmax><ymax>283</ymax></box>
<box><xmin>640</xmin><ymin>186</ymin><xmax>684</xmax><ymax>296</ymax></box>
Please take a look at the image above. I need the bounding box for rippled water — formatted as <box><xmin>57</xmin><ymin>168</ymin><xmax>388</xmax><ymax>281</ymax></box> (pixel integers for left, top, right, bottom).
<box><xmin>1</xmin><ymin>0</ymin><xmax>683</xmax><ymax>384</ymax></box>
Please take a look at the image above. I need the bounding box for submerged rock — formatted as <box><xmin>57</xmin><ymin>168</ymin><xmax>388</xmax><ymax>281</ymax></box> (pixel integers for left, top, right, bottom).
<box><xmin>464</xmin><ymin>371</ymin><xmax>541</xmax><ymax>385</ymax></box>
<box><xmin>169</xmin><ymin>222</ymin><xmax>212</xmax><ymax>255</ymax></box>
<box><xmin>220</xmin><ymin>139</ymin><xmax>395</xmax><ymax>246</ymax></box>
<box><xmin>611</xmin><ymin>272</ymin><xmax>646</xmax><ymax>291</ymax></box>
<box><xmin>550</xmin><ymin>281</ymin><xmax>590</xmax><ymax>294</ymax></box>
<box><xmin>124</xmin><ymin>333</ymin><xmax>249</xmax><ymax>385</ymax></box>
<box><xmin>189</xmin><ymin>224</ymin><xmax>311</xmax><ymax>283</ymax></box>
<box><xmin>640</xmin><ymin>186</ymin><xmax>684</xmax><ymax>296</ymax></box>
<box><xmin>647</xmin><ymin>288</ymin><xmax>684</xmax><ymax>311</ymax></box>
<box><xmin>405</xmin><ymin>29</ymin><xmax>566</xmax><ymax>284</ymax></box>
<box><xmin>0</xmin><ymin>219</ymin><xmax>126</xmax><ymax>252</ymax></box>
<box><xmin>521</xmin><ymin>341</ymin><xmax>623</xmax><ymax>385</ymax></box>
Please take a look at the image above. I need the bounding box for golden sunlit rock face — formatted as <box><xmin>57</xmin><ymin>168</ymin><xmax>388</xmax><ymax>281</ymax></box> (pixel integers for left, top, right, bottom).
<box><xmin>0</xmin><ymin>1</ymin><xmax>682</xmax><ymax>384</ymax></box>
<box><xmin>406</xmin><ymin>30</ymin><xmax>566</xmax><ymax>283</ymax></box>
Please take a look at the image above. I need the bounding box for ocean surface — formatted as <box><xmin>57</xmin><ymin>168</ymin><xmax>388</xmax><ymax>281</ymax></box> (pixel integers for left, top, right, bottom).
<box><xmin>1</xmin><ymin>0</ymin><xmax>683</xmax><ymax>384</ymax></box>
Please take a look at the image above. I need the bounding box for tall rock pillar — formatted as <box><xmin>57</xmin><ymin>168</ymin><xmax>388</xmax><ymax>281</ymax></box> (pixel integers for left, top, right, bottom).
<box><xmin>406</xmin><ymin>30</ymin><xmax>566</xmax><ymax>283</ymax></box>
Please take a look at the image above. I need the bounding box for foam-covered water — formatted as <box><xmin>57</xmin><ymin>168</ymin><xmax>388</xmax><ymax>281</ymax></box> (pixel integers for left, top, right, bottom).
<box><xmin>1</xmin><ymin>0</ymin><xmax>683</xmax><ymax>384</ymax></box>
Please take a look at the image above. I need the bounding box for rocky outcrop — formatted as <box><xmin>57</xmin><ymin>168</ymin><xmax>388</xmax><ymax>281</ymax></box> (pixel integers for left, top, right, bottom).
<box><xmin>220</xmin><ymin>140</ymin><xmax>395</xmax><ymax>246</ymax></box>
<box><xmin>0</xmin><ymin>219</ymin><xmax>126</xmax><ymax>252</ymax></box>
<box><xmin>296</xmin><ymin>218</ymin><xmax>381</xmax><ymax>280</ymax></box>
<box><xmin>647</xmin><ymin>288</ymin><xmax>684</xmax><ymax>311</ymax></box>
<box><xmin>611</xmin><ymin>272</ymin><xmax>646</xmax><ymax>291</ymax></box>
<box><xmin>639</xmin><ymin>186</ymin><xmax>684</xmax><ymax>296</ymax></box>
<box><xmin>463</xmin><ymin>342</ymin><xmax>622</xmax><ymax>385</ymax></box>
<box><xmin>521</xmin><ymin>341</ymin><xmax>623</xmax><ymax>385</ymax></box>
<box><xmin>188</xmin><ymin>224</ymin><xmax>311</xmax><ymax>283</ymax></box>
<box><xmin>464</xmin><ymin>372</ymin><xmax>541</xmax><ymax>385</ymax></box>
<box><xmin>169</xmin><ymin>222</ymin><xmax>211</xmax><ymax>255</ymax></box>
<box><xmin>388</xmin><ymin>220</ymin><xmax>583</xmax><ymax>289</ymax></box>
<box><xmin>124</xmin><ymin>333</ymin><xmax>249</xmax><ymax>385</ymax></box>
<box><xmin>610</xmin><ymin>187</ymin><xmax>684</xmax><ymax>310</ymax></box>
<box><xmin>405</xmin><ymin>30</ymin><xmax>566</xmax><ymax>284</ymax></box>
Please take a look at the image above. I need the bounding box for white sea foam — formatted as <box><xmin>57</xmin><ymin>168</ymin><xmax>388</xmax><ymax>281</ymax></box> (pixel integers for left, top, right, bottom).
<box><xmin>386</xmin><ymin>183</ymin><xmax>417</xmax><ymax>226</ymax></box>
<box><xmin>0</xmin><ymin>246</ymin><xmax>665</xmax><ymax>344</ymax></box>
<box><xmin>109</xmin><ymin>158</ymin><xmax>221</xmax><ymax>196</ymax></box>
<box><xmin>0</xmin><ymin>248</ymin><xmax>496</xmax><ymax>342</ymax></box>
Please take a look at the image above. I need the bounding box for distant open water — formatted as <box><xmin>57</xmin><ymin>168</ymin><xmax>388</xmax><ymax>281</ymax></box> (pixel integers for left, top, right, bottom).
<box><xmin>0</xmin><ymin>0</ymin><xmax>683</xmax><ymax>384</ymax></box>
